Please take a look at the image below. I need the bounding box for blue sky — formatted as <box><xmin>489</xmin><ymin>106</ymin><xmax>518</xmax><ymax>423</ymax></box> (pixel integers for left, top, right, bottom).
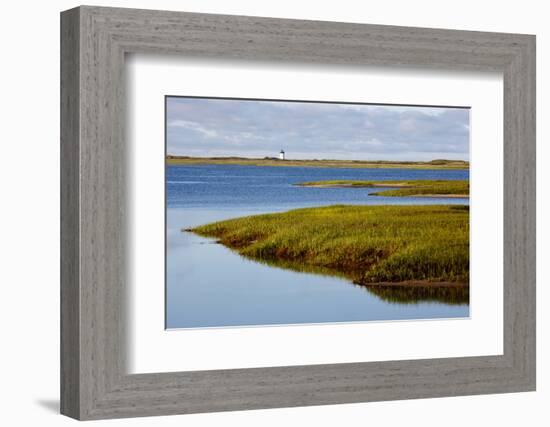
<box><xmin>166</xmin><ymin>97</ymin><xmax>469</xmax><ymax>161</ymax></box>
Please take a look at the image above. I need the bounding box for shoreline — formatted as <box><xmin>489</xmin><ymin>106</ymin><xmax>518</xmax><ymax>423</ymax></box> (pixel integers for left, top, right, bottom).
<box><xmin>166</xmin><ymin>157</ymin><xmax>469</xmax><ymax>170</ymax></box>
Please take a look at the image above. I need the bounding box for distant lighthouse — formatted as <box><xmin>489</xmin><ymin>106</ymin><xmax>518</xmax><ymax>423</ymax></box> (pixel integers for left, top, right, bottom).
<box><xmin>279</xmin><ymin>149</ymin><xmax>285</xmax><ymax>160</ymax></box>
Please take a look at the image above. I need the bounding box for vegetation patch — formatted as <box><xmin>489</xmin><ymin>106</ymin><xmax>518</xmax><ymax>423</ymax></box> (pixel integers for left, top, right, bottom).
<box><xmin>296</xmin><ymin>179</ymin><xmax>469</xmax><ymax>197</ymax></box>
<box><xmin>187</xmin><ymin>205</ymin><xmax>469</xmax><ymax>286</ymax></box>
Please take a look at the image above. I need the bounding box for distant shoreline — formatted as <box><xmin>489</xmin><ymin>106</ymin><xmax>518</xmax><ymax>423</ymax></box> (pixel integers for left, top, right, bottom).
<box><xmin>166</xmin><ymin>156</ymin><xmax>469</xmax><ymax>170</ymax></box>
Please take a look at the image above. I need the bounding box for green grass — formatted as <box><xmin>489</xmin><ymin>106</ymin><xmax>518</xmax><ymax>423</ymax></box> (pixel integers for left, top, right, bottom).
<box><xmin>167</xmin><ymin>156</ymin><xmax>469</xmax><ymax>170</ymax></box>
<box><xmin>296</xmin><ymin>179</ymin><xmax>469</xmax><ymax>197</ymax></box>
<box><xmin>188</xmin><ymin>205</ymin><xmax>469</xmax><ymax>286</ymax></box>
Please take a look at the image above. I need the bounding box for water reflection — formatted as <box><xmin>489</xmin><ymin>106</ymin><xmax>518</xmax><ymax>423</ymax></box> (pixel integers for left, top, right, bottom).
<box><xmin>205</xmin><ymin>239</ymin><xmax>469</xmax><ymax>306</ymax></box>
<box><xmin>363</xmin><ymin>284</ymin><xmax>469</xmax><ymax>305</ymax></box>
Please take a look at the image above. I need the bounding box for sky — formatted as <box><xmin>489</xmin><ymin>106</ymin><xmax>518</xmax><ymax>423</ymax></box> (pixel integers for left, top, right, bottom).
<box><xmin>166</xmin><ymin>97</ymin><xmax>470</xmax><ymax>161</ymax></box>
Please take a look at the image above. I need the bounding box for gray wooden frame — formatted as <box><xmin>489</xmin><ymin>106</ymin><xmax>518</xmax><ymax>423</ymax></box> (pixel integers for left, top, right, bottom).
<box><xmin>60</xmin><ymin>5</ymin><xmax>536</xmax><ymax>421</ymax></box>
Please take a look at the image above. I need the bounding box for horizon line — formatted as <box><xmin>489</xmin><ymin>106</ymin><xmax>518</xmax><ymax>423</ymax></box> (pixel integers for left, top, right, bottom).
<box><xmin>165</xmin><ymin>154</ymin><xmax>469</xmax><ymax>163</ymax></box>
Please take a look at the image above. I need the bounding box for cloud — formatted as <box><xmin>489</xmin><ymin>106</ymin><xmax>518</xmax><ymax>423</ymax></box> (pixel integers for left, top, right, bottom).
<box><xmin>166</xmin><ymin>97</ymin><xmax>469</xmax><ymax>161</ymax></box>
<box><xmin>168</xmin><ymin>120</ymin><xmax>218</xmax><ymax>138</ymax></box>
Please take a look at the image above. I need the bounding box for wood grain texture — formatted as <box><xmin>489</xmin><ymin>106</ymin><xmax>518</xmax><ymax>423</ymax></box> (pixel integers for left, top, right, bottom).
<box><xmin>60</xmin><ymin>7</ymin><xmax>80</xmax><ymax>419</ymax></box>
<box><xmin>60</xmin><ymin>5</ymin><xmax>536</xmax><ymax>420</ymax></box>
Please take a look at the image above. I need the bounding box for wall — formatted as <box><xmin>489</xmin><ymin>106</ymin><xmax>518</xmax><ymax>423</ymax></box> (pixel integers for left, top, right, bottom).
<box><xmin>0</xmin><ymin>0</ymin><xmax>546</xmax><ymax>425</ymax></box>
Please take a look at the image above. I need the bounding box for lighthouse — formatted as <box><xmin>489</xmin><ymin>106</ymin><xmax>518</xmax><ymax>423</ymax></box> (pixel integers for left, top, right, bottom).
<box><xmin>279</xmin><ymin>149</ymin><xmax>285</xmax><ymax>160</ymax></box>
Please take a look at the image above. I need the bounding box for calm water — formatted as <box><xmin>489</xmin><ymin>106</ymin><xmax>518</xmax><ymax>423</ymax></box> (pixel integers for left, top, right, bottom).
<box><xmin>166</xmin><ymin>164</ymin><xmax>470</xmax><ymax>328</ymax></box>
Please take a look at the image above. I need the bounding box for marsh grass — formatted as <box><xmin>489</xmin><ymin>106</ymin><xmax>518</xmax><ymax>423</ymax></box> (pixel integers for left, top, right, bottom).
<box><xmin>188</xmin><ymin>205</ymin><xmax>469</xmax><ymax>286</ymax></box>
<box><xmin>296</xmin><ymin>179</ymin><xmax>469</xmax><ymax>197</ymax></box>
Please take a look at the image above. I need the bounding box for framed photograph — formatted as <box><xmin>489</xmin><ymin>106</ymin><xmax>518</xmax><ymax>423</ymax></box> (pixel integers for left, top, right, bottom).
<box><xmin>61</xmin><ymin>6</ymin><xmax>536</xmax><ymax>420</ymax></box>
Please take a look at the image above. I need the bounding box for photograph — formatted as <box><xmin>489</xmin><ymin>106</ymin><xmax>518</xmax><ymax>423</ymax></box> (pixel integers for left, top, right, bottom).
<box><xmin>165</xmin><ymin>96</ymin><xmax>470</xmax><ymax>328</ymax></box>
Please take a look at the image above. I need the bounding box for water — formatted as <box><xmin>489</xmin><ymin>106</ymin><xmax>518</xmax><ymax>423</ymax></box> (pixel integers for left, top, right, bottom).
<box><xmin>166</xmin><ymin>164</ymin><xmax>469</xmax><ymax>329</ymax></box>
